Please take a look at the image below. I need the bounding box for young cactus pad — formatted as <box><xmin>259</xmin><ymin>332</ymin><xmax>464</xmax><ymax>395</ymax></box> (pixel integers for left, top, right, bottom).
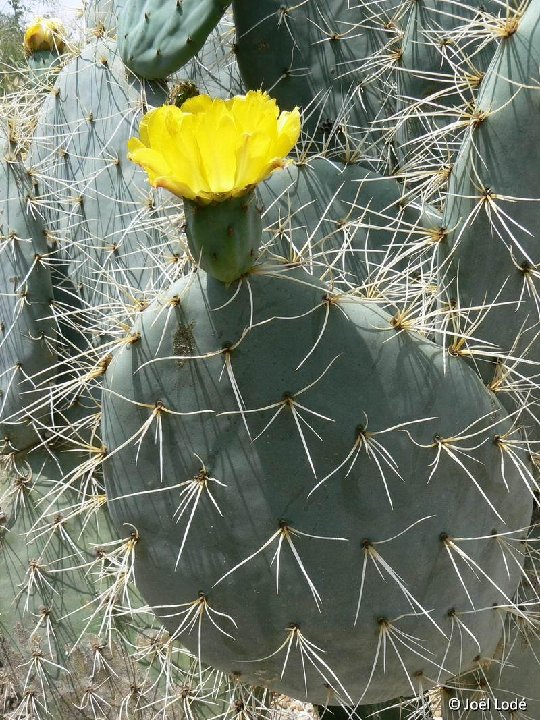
<box><xmin>118</xmin><ymin>0</ymin><xmax>231</xmax><ymax>80</ymax></box>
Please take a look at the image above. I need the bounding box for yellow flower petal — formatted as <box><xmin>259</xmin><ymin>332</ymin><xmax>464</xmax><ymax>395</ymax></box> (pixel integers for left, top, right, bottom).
<box><xmin>171</xmin><ymin>114</ymin><xmax>211</xmax><ymax>195</ymax></box>
<box><xmin>243</xmin><ymin>158</ymin><xmax>285</xmax><ymax>190</ymax></box>
<box><xmin>24</xmin><ymin>17</ymin><xmax>66</xmax><ymax>54</ymax></box>
<box><xmin>180</xmin><ymin>94</ymin><xmax>215</xmax><ymax>115</ymax></box>
<box><xmin>233</xmin><ymin>133</ymin><xmax>254</xmax><ymax>189</ymax></box>
<box><xmin>127</xmin><ymin>137</ymin><xmax>145</xmax><ymax>154</ymax></box>
<box><xmin>230</xmin><ymin>91</ymin><xmax>278</xmax><ymax>135</ymax></box>
<box><xmin>128</xmin><ymin>145</ymin><xmax>201</xmax><ymax>201</ymax></box>
<box><xmin>275</xmin><ymin>108</ymin><xmax>302</xmax><ymax>157</ymax></box>
<box><xmin>127</xmin><ymin>145</ymin><xmax>172</xmax><ymax>185</ymax></box>
<box><xmin>157</xmin><ymin>176</ymin><xmax>199</xmax><ymax>201</ymax></box>
<box><xmin>197</xmin><ymin>110</ymin><xmax>241</xmax><ymax>193</ymax></box>
<box><xmin>127</xmin><ymin>91</ymin><xmax>302</xmax><ymax>203</ymax></box>
<box><xmin>141</xmin><ymin>106</ymin><xmax>210</xmax><ymax>195</ymax></box>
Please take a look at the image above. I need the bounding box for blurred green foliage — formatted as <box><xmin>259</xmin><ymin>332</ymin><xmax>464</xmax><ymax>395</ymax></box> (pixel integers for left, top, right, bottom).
<box><xmin>0</xmin><ymin>11</ymin><xmax>25</xmax><ymax>93</ymax></box>
<box><xmin>0</xmin><ymin>0</ymin><xmax>59</xmax><ymax>94</ymax></box>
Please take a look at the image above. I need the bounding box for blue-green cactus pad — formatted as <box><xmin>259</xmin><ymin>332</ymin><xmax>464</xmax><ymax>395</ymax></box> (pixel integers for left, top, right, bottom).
<box><xmin>101</xmin><ymin>264</ymin><xmax>532</xmax><ymax>704</ymax></box>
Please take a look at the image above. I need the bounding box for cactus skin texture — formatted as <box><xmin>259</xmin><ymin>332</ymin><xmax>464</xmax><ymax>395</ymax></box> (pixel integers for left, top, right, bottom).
<box><xmin>439</xmin><ymin>0</ymin><xmax>540</xmax><ymax>436</ymax></box>
<box><xmin>440</xmin><ymin>508</ymin><xmax>540</xmax><ymax>719</ymax></box>
<box><xmin>0</xmin><ymin>139</ymin><xmax>57</xmax><ymax>455</ymax></box>
<box><xmin>178</xmin><ymin>15</ymin><xmax>244</xmax><ymax>100</ymax></box>
<box><xmin>0</xmin><ymin>447</ymin><xmax>145</xmax><ymax>719</ymax></box>
<box><xmin>394</xmin><ymin>0</ymin><xmax>500</xmax><ymax>162</ymax></box>
<box><xmin>231</xmin><ymin>0</ymin><xmax>393</xmax><ymax>154</ymax></box>
<box><xmin>0</xmin><ymin>405</ymin><xmax>263</xmax><ymax>720</ymax></box>
<box><xmin>259</xmin><ymin>157</ymin><xmax>434</xmax><ymax>285</ymax></box>
<box><xmin>101</xmin><ymin>263</ymin><xmax>532</xmax><ymax>705</ymax></box>
<box><xmin>118</xmin><ymin>0</ymin><xmax>231</xmax><ymax>80</ymax></box>
<box><xmin>29</xmin><ymin>39</ymin><xmax>179</xmax><ymax>313</ymax></box>
<box><xmin>1</xmin><ymin>10</ymin><xmax>261</xmax><ymax>719</ymax></box>
<box><xmin>82</xmin><ymin>0</ymin><xmax>126</xmax><ymax>33</ymax></box>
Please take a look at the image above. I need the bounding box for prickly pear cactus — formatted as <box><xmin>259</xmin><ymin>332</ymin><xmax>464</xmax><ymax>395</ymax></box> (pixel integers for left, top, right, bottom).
<box><xmin>259</xmin><ymin>156</ymin><xmax>435</xmax><ymax>287</ymax></box>
<box><xmin>83</xmin><ymin>0</ymin><xmax>123</xmax><ymax>33</ymax></box>
<box><xmin>440</xmin><ymin>0</ymin><xmax>540</xmax><ymax>413</ymax></box>
<box><xmin>0</xmin><ymin>408</ymin><xmax>272</xmax><ymax>719</ymax></box>
<box><xmin>0</xmin><ymin>447</ymin><xmax>151</xmax><ymax>718</ymax></box>
<box><xmin>2</xmin><ymin>0</ymin><xmax>540</xmax><ymax>716</ymax></box>
<box><xmin>28</xmin><ymin>38</ymin><xmax>180</xmax><ymax>315</ymax></box>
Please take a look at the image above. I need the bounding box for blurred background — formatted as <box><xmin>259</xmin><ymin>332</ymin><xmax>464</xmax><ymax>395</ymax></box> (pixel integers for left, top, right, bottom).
<box><xmin>0</xmin><ymin>0</ymin><xmax>79</xmax><ymax>92</ymax></box>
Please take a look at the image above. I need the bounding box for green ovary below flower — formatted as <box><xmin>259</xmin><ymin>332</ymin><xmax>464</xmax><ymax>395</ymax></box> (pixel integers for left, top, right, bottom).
<box><xmin>127</xmin><ymin>90</ymin><xmax>301</xmax><ymax>204</ymax></box>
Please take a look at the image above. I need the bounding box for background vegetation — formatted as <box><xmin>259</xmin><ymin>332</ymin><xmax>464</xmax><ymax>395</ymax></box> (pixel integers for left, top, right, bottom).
<box><xmin>0</xmin><ymin>0</ymin><xmax>59</xmax><ymax>92</ymax></box>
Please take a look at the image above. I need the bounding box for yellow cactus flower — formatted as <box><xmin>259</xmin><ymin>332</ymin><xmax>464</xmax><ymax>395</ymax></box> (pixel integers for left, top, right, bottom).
<box><xmin>24</xmin><ymin>17</ymin><xmax>66</xmax><ymax>55</ymax></box>
<box><xmin>127</xmin><ymin>90</ymin><xmax>301</xmax><ymax>204</ymax></box>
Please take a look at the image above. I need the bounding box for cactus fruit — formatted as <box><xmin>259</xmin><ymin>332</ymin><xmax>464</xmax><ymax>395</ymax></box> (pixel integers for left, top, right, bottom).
<box><xmin>182</xmin><ymin>192</ymin><xmax>262</xmax><ymax>282</ymax></box>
